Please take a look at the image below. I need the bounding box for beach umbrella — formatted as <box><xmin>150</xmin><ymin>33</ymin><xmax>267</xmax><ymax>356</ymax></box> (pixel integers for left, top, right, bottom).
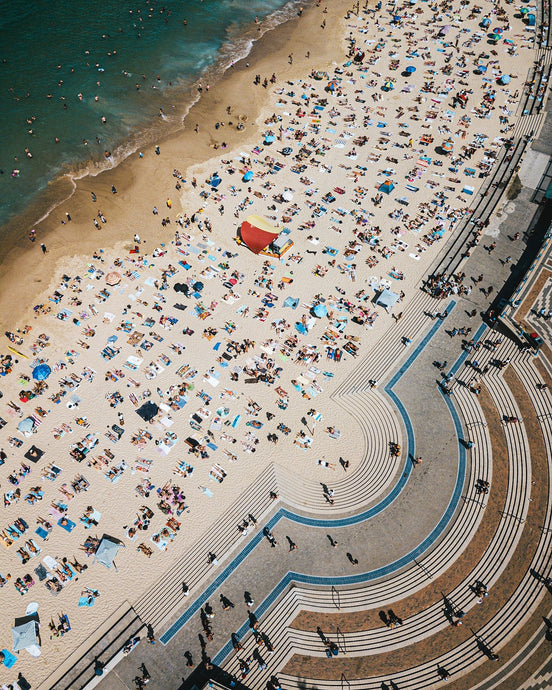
<box><xmin>439</xmin><ymin>25</ymin><xmax>451</xmax><ymax>35</ymax></box>
<box><xmin>442</xmin><ymin>139</ymin><xmax>454</xmax><ymax>153</ymax></box>
<box><xmin>283</xmin><ymin>296</ymin><xmax>299</xmax><ymax>309</ymax></box>
<box><xmin>477</xmin><ymin>64</ymin><xmax>487</xmax><ymax>73</ymax></box>
<box><xmin>18</xmin><ymin>418</ymin><xmax>35</xmax><ymax>435</ymax></box>
<box><xmin>481</xmin><ymin>17</ymin><xmax>491</xmax><ymax>27</ymax></box>
<box><xmin>283</xmin><ymin>190</ymin><xmax>294</xmax><ymax>202</ymax></box>
<box><xmin>209</xmin><ymin>174</ymin><xmax>221</xmax><ymax>188</ymax></box>
<box><xmin>382</xmin><ymin>80</ymin><xmax>395</xmax><ymax>92</ymax></box>
<box><xmin>32</xmin><ymin>364</ymin><xmax>51</xmax><ymax>381</ymax></box>
<box><xmin>499</xmin><ymin>74</ymin><xmax>511</xmax><ymax>85</ymax></box>
<box><xmin>393</xmin><ymin>15</ymin><xmax>402</xmax><ymax>22</ymax></box>
<box><xmin>242</xmin><ymin>170</ymin><xmax>254</xmax><ymax>182</ymax></box>
<box><xmin>105</xmin><ymin>272</ymin><xmax>121</xmax><ymax>286</ymax></box>
<box><xmin>107</xmin><ymin>335</ymin><xmax>118</xmax><ymax>343</ymax></box>
<box><xmin>327</xmin><ymin>80</ymin><xmax>339</xmax><ymax>92</ymax></box>
<box><xmin>193</xmin><ymin>281</ymin><xmax>204</xmax><ymax>292</ymax></box>
<box><xmin>12</xmin><ymin>620</ymin><xmax>38</xmax><ymax>652</ymax></box>
<box><xmin>263</xmin><ymin>134</ymin><xmax>275</xmax><ymax>145</ymax></box>
<box><xmin>281</xmin><ymin>147</ymin><xmax>293</xmax><ymax>156</ymax></box>
<box><xmin>405</xmin><ymin>65</ymin><xmax>416</xmax><ymax>74</ymax></box>
<box><xmin>312</xmin><ymin>304</ymin><xmax>328</xmax><ymax>318</ymax></box>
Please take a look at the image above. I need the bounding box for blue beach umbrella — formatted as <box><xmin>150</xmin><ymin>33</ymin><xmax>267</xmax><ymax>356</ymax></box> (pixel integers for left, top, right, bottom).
<box><xmin>312</xmin><ymin>304</ymin><xmax>328</xmax><ymax>318</ymax></box>
<box><xmin>499</xmin><ymin>74</ymin><xmax>511</xmax><ymax>85</ymax></box>
<box><xmin>32</xmin><ymin>364</ymin><xmax>51</xmax><ymax>381</ymax></box>
<box><xmin>242</xmin><ymin>170</ymin><xmax>254</xmax><ymax>182</ymax></box>
<box><xmin>264</xmin><ymin>134</ymin><xmax>276</xmax><ymax>144</ymax></box>
<box><xmin>209</xmin><ymin>174</ymin><xmax>221</xmax><ymax>188</ymax></box>
<box><xmin>405</xmin><ymin>65</ymin><xmax>416</xmax><ymax>74</ymax></box>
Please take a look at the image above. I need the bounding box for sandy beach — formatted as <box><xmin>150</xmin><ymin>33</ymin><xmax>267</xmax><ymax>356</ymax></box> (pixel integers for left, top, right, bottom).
<box><xmin>0</xmin><ymin>0</ymin><xmax>539</xmax><ymax>686</ymax></box>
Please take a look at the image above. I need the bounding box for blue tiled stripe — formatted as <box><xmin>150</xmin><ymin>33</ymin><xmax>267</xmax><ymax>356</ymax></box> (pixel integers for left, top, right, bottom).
<box><xmin>161</xmin><ymin>300</ymin><xmax>457</xmax><ymax>646</ymax></box>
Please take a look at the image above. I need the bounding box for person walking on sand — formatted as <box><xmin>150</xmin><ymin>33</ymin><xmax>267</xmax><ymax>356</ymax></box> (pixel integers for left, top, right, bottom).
<box><xmin>41</xmin><ymin>243</ymin><xmax>47</xmax><ymax>254</ymax></box>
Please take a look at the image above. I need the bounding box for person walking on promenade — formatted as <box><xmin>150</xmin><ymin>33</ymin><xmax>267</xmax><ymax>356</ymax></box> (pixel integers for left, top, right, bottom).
<box><xmin>220</xmin><ymin>594</ymin><xmax>234</xmax><ymax>610</ymax></box>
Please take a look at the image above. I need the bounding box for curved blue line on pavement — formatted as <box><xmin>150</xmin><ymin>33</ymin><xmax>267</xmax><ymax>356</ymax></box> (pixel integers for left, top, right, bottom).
<box><xmin>212</xmin><ymin>362</ymin><xmax>470</xmax><ymax>665</ymax></box>
<box><xmin>161</xmin><ymin>300</ymin><xmax>458</xmax><ymax>646</ymax></box>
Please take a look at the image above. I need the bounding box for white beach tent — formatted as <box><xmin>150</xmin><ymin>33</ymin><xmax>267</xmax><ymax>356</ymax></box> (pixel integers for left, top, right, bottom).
<box><xmin>12</xmin><ymin>613</ymin><xmax>41</xmax><ymax>656</ymax></box>
<box><xmin>94</xmin><ymin>536</ymin><xmax>124</xmax><ymax>570</ymax></box>
<box><xmin>376</xmin><ymin>289</ymin><xmax>400</xmax><ymax>313</ymax></box>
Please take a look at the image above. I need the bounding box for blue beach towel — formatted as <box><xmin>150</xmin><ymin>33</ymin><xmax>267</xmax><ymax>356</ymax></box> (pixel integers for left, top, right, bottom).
<box><xmin>58</xmin><ymin>518</ymin><xmax>76</xmax><ymax>533</ymax></box>
<box><xmin>1</xmin><ymin>649</ymin><xmax>16</xmax><ymax>668</ymax></box>
<box><xmin>78</xmin><ymin>596</ymin><xmax>95</xmax><ymax>607</ymax></box>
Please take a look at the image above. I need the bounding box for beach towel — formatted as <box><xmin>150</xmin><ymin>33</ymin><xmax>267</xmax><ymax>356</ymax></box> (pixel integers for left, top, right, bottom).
<box><xmin>35</xmin><ymin>526</ymin><xmax>50</xmax><ymax>540</ymax></box>
<box><xmin>78</xmin><ymin>596</ymin><xmax>95</xmax><ymax>607</ymax></box>
<box><xmin>1</xmin><ymin>649</ymin><xmax>17</xmax><ymax>668</ymax></box>
<box><xmin>58</xmin><ymin>518</ymin><xmax>76</xmax><ymax>533</ymax></box>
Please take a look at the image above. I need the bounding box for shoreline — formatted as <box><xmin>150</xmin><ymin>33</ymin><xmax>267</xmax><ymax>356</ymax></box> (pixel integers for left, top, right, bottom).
<box><xmin>0</xmin><ymin>0</ymin><xmax>347</xmax><ymax>331</ymax></box>
<box><xmin>0</xmin><ymin>0</ymin><xmax>304</xmax><ymax>247</ymax></box>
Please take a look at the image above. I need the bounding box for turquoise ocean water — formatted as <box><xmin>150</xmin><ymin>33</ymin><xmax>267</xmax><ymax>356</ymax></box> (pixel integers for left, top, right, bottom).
<box><xmin>0</xmin><ymin>0</ymin><xmax>299</xmax><ymax>230</ymax></box>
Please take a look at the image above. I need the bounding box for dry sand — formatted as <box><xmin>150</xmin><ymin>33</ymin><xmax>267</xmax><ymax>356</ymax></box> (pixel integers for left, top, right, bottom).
<box><xmin>0</xmin><ymin>0</ymin><xmax>538</xmax><ymax>686</ymax></box>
